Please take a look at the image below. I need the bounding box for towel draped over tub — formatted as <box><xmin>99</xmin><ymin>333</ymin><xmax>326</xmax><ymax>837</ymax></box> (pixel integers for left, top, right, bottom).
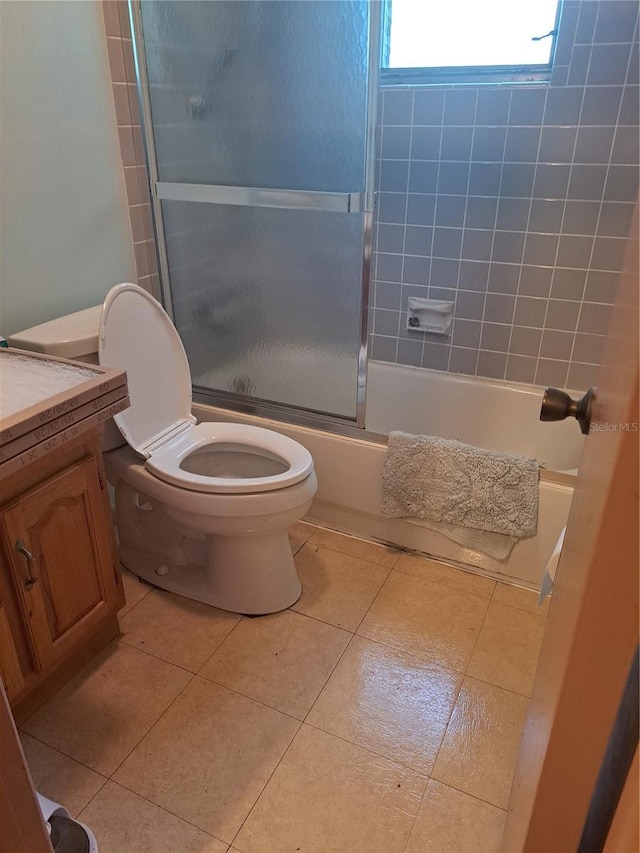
<box><xmin>381</xmin><ymin>431</ymin><xmax>540</xmax><ymax>560</ymax></box>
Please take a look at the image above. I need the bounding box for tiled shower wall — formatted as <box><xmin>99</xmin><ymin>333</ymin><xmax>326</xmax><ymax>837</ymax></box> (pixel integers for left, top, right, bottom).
<box><xmin>370</xmin><ymin>0</ymin><xmax>639</xmax><ymax>389</ymax></box>
<box><xmin>102</xmin><ymin>0</ymin><xmax>160</xmax><ymax>297</ymax></box>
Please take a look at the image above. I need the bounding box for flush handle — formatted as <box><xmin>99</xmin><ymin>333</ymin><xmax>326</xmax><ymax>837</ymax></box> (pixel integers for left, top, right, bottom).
<box><xmin>540</xmin><ymin>387</ymin><xmax>594</xmax><ymax>435</ymax></box>
<box><xmin>15</xmin><ymin>539</ymin><xmax>38</xmax><ymax>589</ymax></box>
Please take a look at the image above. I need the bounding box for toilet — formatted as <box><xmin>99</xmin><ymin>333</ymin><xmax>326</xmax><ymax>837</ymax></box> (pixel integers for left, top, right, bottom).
<box><xmin>9</xmin><ymin>283</ymin><xmax>317</xmax><ymax>614</ymax></box>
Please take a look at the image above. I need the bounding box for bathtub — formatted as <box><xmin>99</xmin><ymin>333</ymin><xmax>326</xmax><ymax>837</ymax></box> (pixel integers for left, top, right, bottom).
<box><xmin>194</xmin><ymin>361</ymin><xmax>584</xmax><ymax>588</ymax></box>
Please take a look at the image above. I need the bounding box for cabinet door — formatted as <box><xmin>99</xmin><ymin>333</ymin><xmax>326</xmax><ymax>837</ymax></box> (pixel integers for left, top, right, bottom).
<box><xmin>0</xmin><ymin>457</ymin><xmax>119</xmax><ymax>671</ymax></box>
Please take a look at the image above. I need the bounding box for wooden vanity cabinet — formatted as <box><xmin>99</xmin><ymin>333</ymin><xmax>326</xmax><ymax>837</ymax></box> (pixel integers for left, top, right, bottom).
<box><xmin>0</xmin><ymin>428</ymin><xmax>122</xmax><ymax>722</ymax></box>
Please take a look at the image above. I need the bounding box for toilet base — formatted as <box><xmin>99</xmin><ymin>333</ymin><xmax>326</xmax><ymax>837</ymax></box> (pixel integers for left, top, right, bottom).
<box><xmin>120</xmin><ymin>529</ymin><xmax>302</xmax><ymax>615</ymax></box>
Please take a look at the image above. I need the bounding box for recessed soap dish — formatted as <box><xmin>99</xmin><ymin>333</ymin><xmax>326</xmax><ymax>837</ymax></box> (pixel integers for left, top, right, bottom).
<box><xmin>406</xmin><ymin>297</ymin><xmax>454</xmax><ymax>335</ymax></box>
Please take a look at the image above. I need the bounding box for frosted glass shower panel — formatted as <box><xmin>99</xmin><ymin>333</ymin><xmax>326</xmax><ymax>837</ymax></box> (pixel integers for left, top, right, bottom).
<box><xmin>141</xmin><ymin>0</ymin><xmax>369</xmax><ymax>191</ymax></box>
<box><xmin>162</xmin><ymin>201</ymin><xmax>364</xmax><ymax>418</ymax></box>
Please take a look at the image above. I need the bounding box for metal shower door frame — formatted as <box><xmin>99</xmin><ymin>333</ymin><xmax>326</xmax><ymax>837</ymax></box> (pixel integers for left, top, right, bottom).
<box><xmin>128</xmin><ymin>0</ymin><xmax>381</xmax><ymax>431</ymax></box>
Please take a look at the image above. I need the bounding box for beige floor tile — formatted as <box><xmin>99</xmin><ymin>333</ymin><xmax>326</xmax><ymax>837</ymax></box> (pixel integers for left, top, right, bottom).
<box><xmin>307</xmin><ymin>636</ymin><xmax>461</xmax><ymax>774</ymax></box>
<box><xmin>78</xmin><ymin>782</ymin><xmax>226</xmax><ymax>853</ymax></box>
<box><xmin>23</xmin><ymin>643</ymin><xmax>191</xmax><ymax>776</ymax></box>
<box><xmin>119</xmin><ymin>589</ymin><xmax>241</xmax><ymax>672</ymax></box>
<box><xmin>405</xmin><ymin>779</ymin><xmax>506</xmax><ymax>853</ymax></box>
<box><xmin>114</xmin><ymin>677</ymin><xmax>299</xmax><ymax>843</ymax></box>
<box><xmin>493</xmin><ymin>582</ymin><xmax>550</xmax><ymax>616</ymax></box>
<box><xmin>432</xmin><ymin>677</ymin><xmax>529</xmax><ymax>809</ymax></box>
<box><xmin>308</xmin><ymin>527</ymin><xmax>400</xmax><ymax>568</ymax></box>
<box><xmin>199</xmin><ymin>610</ymin><xmax>350</xmax><ymax>719</ymax></box>
<box><xmin>357</xmin><ymin>571</ymin><xmax>489</xmax><ymax>671</ymax></box>
<box><xmin>292</xmin><ymin>543</ymin><xmax>391</xmax><ymax>631</ymax></box>
<box><xmin>288</xmin><ymin>520</ymin><xmax>316</xmax><ymax>554</ymax></box>
<box><xmin>467</xmin><ymin>602</ymin><xmax>545</xmax><ymax>696</ymax></box>
<box><xmin>118</xmin><ymin>567</ymin><xmax>151</xmax><ymax>617</ymax></box>
<box><xmin>395</xmin><ymin>553</ymin><xmax>496</xmax><ymax>599</ymax></box>
<box><xmin>234</xmin><ymin>724</ymin><xmax>426</xmax><ymax>853</ymax></box>
<box><xmin>19</xmin><ymin>733</ymin><xmax>106</xmax><ymax>818</ymax></box>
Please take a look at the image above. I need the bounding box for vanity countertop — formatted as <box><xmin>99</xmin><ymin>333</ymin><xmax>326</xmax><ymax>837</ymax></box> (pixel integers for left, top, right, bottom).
<box><xmin>0</xmin><ymin>348</ymin><xmax>128</xmax><ymax>475</ymax></box>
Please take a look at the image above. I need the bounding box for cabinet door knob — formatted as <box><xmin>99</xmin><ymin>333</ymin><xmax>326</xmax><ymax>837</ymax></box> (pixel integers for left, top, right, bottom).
<box><xmin>15</xmin><ymin>539</ymin><xmax>37</xmax><ymax>589</ymax></box>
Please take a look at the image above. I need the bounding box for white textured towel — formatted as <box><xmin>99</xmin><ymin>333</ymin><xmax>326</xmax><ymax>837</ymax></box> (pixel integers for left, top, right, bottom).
<box><xmin>382</xmin><ymin>431</ymin><xmax>539</xmax><ymax>542</ymax></box>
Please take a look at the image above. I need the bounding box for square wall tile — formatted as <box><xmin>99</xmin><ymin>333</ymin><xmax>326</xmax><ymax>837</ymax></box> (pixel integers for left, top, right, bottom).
<box><xmin>411</xmin><ymin>125</ymin><xmax>442</xmax><ymax>160</ymax></box>
<box><xmin>456</xmin><ymin>291</ymin><xmax>485</xmax><ymax>321</ymax></box>
<box><xmin>519</xmin><ymin>266</ymin><xmax>552</xmax><ymax>298</ymax></box>
<box><xmin>491</xmin><ymin>231</ymin><xmax>525</xmax><ymax>264</ymax></box>
<box><xmin>508</xmin><ymin>87</ymin><xmax>546</xmax><ymax>126</ymax></box>
<box><xmin>545</xmin><ymin>299</ymin><xmax>580</xmax><ymax>331</ymax></box>
<box><xmin>504</xmin><ymin>126</ymin><xmax>541</xmax><ymax>162</ymax></box>
<box><xmin>477</xmin><ymin>350</ymin><xmax>507</xmax><ymax>379</ymax></box>
<box><xmin>540</xmin><ymin>329</ymin><xmax>574</xmax><ymax>360</ymax></box>
<box><xmin>594</xmin><ymin>1</ymin><xmax>640</xmax><ymax>42</ymax></box>
<box><xmin>383</xmin><ymin>89</ymin><xmax>413</xmax><ymax>124</ymax></box>
<box><xmin>514</xmin><ymin>297</ymin><xmax>547</xmax><ymax>328</ymax></box>
<box><xmin>472</xmin><ymin>126</ymin><xmax>506</xmax><ymax>162</ymax></box>
<box><xmin>484</xmin><ymin>293</ymin><xmax>515</xmax><ymax>324</ymax></box>
<box><xmin>444</xmin><ymin>89</ymin><xmax>477</xmax><ymax>125</ymax></box>
<box><xmin>523</xmin><ymin>233</ymin><xmax>559</xmax><ymax>266</ymax></box>
<box><xmin>509</xmin><ymin>326</ymin><xmax>542</xmax><ymax>358</ymax></box>
<box><xmin>581</xmin><ymin>86</ymin><xmax>623</xmax><ymax>125</ymax></box>
<box><xmin>528</xmin><ymin>199</ymin><xmax>565</xmax><ymax>235</ymax></box>
<box><xmin>481</xmin><ymin>323</ymin><xmax>511</xmax><ymax>353</ymax></box>
<box><xmin>475</xmin><ymin>88</ymin><xmax>511</xmax><ymax>125</ymax></box>
<box><xmin>442</xmin><ymin>126</ymin><xmax>473</xmax><ymax>161</ymax></box>
<box><xmin>404</xmin><ymin>225</ymin><xmax>433</xmax><ymax>255</ymax></box>
<box><xmin>535</xmin><ymin>358</ymin><xmax>569</xmax><ymax>388</ymax></box>
<box><xmin>413</xmin><ymin>88</ymin><xmax>445</xmax><ymax>124</ymax></box>
<box><xmin>422</xmin><ymin>342</ymin><xmax>451</xmax><ymax>370</ymax></box>
<box><xmin>551</xmin><ymin>268</ymin><xmax>587</xmax><ymax>300</ymax></box>
<box><xmin>506</xmin><ymin>355</ymin><xmax>537</xmax><ymax>384</ymax></box>
<box><xmin>435</xmin><ymin>195</ymin><xmax>466</xmax><ymax>227</ymax></box>
<box><xmin>496</xmin><ymin>198</ymin><xmax>530</xmax><ymax>232</ymax></box>
<box><xmin>578</xmin><ymin>302</ymin><xmax>613</xmax><ymax>335</ymax></box>
<box><xmin>459</xmin><ymin>260</ymin><xmax>490</xmax><ymax>291</ymax></box>
<box><xmin>488</xmin><ymin>263</ymin><xmax>520</xmax><ymax>294</ymax></box>
<box><xmin>538</xmin><ymin>127</ymin><xmax>577</xmax><ymax>163</ymax></box>
<box><xmin>452</xmin><ymin>319</ymin><xmax>482</xmax><ymax>349</ymax></box>
<box><xmin>449</xmin><ymin>346</ymin><xmax>478</xmax><ymax>375</ymax></box>
<box><xmin>407</xmin><ymin>193</ymin><xmax>436</xmax><ymax>225</ymax></box>
<box><xmin>409</xmin><ymin>161</ymin><xmax>439</xmax><ymax>193</ymax></box>
<box><xmin>398</xmin><ymin>338</ymin><xmax>424</xmax><ymax>367</ymax></box>
<box><xmin>381</xmin><ymin>126</ymin><xmax>412</xmax><ymax>160</ymax></box>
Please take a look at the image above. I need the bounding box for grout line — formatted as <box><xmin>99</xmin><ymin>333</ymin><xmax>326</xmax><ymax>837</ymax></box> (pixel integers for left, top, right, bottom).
<box><xmin>91</xmin><ymin>777</ymin><xmax>229</xmax><ymax>846</ymax></box>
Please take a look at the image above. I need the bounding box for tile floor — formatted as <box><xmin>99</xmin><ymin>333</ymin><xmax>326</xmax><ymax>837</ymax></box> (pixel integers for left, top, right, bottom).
<box><xmin>20</xmin><ymin>523</ymin><xmax>548</xmax><ymax>853</ymax></box>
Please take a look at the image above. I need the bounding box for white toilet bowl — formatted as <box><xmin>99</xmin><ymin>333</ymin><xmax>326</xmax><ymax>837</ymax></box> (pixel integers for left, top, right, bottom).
<box><xmin>98</xmin><ymin>283</ymin><xmax>317</xmax><ymax>614</ymax></box>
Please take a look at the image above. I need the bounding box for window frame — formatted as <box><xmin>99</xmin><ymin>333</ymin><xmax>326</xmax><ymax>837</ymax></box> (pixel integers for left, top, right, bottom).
<box><xmin>380</xmin><ymin>0</ymin><xmax>563</xmax><ymax>86</ymax></box>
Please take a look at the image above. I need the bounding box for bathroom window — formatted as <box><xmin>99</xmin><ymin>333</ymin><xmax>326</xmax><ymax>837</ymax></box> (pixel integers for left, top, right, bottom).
<box><xmin>381</xmin><ymin>0</ymin><xmax>561</xmax><ymax>85</ymax></box>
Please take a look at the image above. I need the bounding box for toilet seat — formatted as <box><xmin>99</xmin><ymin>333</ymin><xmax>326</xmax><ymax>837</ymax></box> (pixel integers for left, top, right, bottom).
<box><xmin>146</xmin><ymin>421</ymin><xmax>313</xmax><ymax>494</ymax></box>
<box><xmin>99</xmin><ymin>284</ymin><xmax>313</xmax><ymax>495</ymax></box>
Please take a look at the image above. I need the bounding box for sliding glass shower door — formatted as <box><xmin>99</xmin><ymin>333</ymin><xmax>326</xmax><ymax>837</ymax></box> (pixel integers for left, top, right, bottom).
<box><xmin>133</xmin><ymin>0</ymin><xmax>378</xmax><ymax>422</ymax></box>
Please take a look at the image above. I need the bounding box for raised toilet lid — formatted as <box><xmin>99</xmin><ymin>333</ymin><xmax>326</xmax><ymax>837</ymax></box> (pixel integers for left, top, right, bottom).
<box><xmin>99</xmin><ymin>283</ymin><xmax>195</xmax><ymax>456</ymax></box>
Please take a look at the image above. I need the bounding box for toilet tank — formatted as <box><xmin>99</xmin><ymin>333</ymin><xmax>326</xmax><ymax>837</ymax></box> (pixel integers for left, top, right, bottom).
<box><xmin>7</xmin><ymin>305</ymin><xmax>125</xmax><ymax>450</ymax></box>
<box><xmin>7</xmin><ymin>305</ymin><xmax>102</xmax><ymax>363</ymax></box>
